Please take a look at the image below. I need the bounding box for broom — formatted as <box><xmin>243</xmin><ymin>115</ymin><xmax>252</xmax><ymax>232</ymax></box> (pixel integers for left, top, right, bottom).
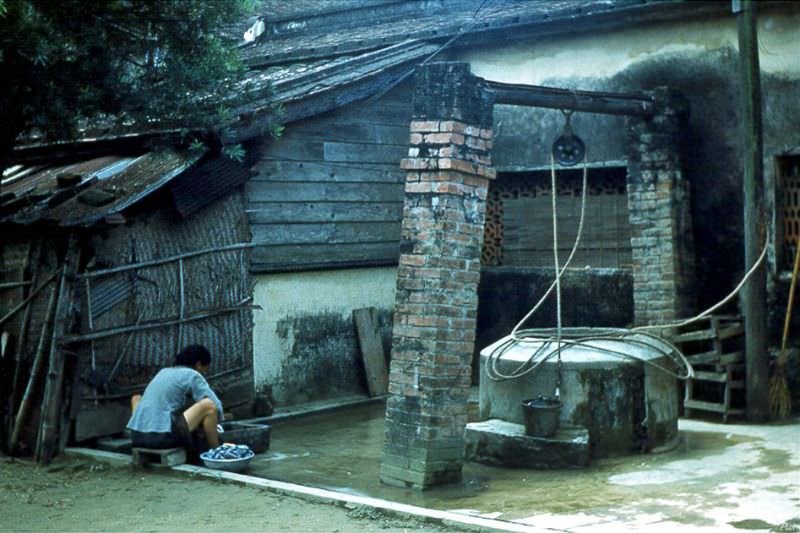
<box><xmin>770</xmin><ymin>240</ymin><xmax>799</xmax><ymax>419</ymax></box>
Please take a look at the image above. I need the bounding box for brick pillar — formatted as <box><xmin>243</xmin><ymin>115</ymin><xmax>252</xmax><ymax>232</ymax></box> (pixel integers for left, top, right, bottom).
<box><xmin>626</xmin><ymin>88</ymin><xmax>695</xmax><ymax>326</ymax></box>
<box><xmin>380</xmin><ymin>62</ymin><xmax>494</xmax><ymax>489</ymax></box>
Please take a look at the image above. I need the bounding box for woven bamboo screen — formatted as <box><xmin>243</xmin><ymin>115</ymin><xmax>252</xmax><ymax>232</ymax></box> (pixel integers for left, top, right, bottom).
<box><xmin>482</xmin><ymin>167</ymin><xmax>631</xmax><ymax>269</ymax></box>
<box><xmin>780</xmin><ymin>156</ymin><xmax>800</xmax><ymax>269</ymax></box>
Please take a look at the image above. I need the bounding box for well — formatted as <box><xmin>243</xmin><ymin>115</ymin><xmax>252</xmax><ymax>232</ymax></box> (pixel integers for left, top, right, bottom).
<box><xmin>479</xmin><ymin>328</ymin><xmax>682</xmax><ymax>457</ymax></box>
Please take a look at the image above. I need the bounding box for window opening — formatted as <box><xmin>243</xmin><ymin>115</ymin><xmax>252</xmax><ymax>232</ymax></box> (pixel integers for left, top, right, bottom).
<box><xmin>482</xmin><ymin>167</ymin><xmax>631</xmax><ymax>269</ymax></box>
<box><xmin>779</xmin><ymin>156</ymin><xmax>800</xmax><ymax>270</ymax></box>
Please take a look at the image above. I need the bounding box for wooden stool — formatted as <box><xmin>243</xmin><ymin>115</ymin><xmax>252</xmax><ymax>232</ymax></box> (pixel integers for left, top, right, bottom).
<box><xmin>131</xmin><ymin>447</ymin><xmax>186</xmax><ymax>467</ymax></box>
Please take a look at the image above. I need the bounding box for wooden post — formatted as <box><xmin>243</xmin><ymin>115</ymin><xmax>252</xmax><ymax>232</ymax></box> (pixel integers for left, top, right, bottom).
<box><xmin>36</xmin><ymin>235</ymin><xmax>81</xmax><ymax>463</ymax></box>
<box><xmin>735</xmin><ymin>0</ymin><xmax>770</xmax><ymax>421</ymax></box>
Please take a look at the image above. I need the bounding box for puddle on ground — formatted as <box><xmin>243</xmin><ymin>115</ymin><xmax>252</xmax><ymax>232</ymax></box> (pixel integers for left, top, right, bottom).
<box><xmin>729</xmin><ymin>518</ymin><xmax>777</xmax><ymax>530</ymax></box>
<box><xmin>247</xmin><ymin>403</ymin><xmax>790</xmax><ymax>524</ymax></box>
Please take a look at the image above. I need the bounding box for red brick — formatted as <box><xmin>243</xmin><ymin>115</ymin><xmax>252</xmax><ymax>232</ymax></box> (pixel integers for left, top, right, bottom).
<box><xmin>410</xmin><ymin>120</ymin><xmax>440</xmax><ymax>133</ymax></box>
<box><xmin>401</xmin><ymin>158</ymin><xmax>436</xmax><ymax>170</ymax></box>
<box><xmin>439</xmin><ymin>120</ymin><xmax>467</xmax><ymax>134</ymax></box>
<box><xmin>400</xmin><ymin>254</ymin><xmax>426</xmax><ymax>267</ymax></box>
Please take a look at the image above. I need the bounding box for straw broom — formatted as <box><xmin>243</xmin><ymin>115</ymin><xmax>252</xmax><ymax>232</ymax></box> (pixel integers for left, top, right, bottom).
<box><xmin>770</xmin><ymin>241</ymin><xmax>799</xmax><ymax>419</ymax></box>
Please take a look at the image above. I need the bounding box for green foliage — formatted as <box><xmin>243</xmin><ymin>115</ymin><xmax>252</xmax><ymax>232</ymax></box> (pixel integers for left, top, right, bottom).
<box><xmin>221</xmin><ymin>143</ymin><xmax>245</xmax><ymax>162</ymax></box>
<box><xmin>0</xmin><ymin>0</ymin><xmax>263</xmax><ymax>155</ymax></box>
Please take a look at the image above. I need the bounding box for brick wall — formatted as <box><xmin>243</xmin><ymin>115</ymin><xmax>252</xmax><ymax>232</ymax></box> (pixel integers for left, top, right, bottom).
<box><xmin>626</xmin><ymin>87</ymin><xmax>695</xmax><ymax>325</ymax></box>
<box><xmin>380</xmin><ymin>63</ymin><xmax>495</xmax><ymax>489</ymax></box>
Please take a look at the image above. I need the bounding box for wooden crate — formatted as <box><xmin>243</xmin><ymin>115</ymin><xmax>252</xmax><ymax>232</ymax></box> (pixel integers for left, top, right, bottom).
<box><xmin>671</xmin><ymin>315</ymin><xmax>745</xmax><ymax>422</ymax></box>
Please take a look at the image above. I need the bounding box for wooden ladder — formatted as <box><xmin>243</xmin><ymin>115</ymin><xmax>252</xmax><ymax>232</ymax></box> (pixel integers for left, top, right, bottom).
<box><xmin>673</xmin><ymin>315</ymin><xmax>746</xmax><ymax>422</ymax></box>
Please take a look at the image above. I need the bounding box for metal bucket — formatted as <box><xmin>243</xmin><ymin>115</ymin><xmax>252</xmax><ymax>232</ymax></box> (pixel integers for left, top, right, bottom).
<box><xmin>521</xmin><ymin>396</ymin><xmax>561</xmax><ymax>437</ymax></box>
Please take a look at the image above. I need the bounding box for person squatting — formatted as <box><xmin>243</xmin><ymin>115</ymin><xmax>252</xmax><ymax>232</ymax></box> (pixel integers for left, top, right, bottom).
<box><xmin>127</xmin><ymin>344</ymin><xmax>225</xmax><ymax>460</ymax></box>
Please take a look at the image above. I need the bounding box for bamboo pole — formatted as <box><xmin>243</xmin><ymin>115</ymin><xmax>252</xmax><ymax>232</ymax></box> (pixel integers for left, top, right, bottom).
<box><xmin>103</xmin><ymin>311</ymin><xmax>144</xmax><ymax>388</ymax></box>
<box><xmin>0</xmin><ymin>280</ymin><xmax>32</xmax><ymax>290</ymax></box>
<box><xmin>85</xmin><ymin>277</ymin><xmax>97</xmax><ymax>371</ymax></box>
<box><xmin>8</xmin><ymin>280</ymin><xmax>58</xmax><ymax>455</ymax></box>
<box><xmin>59</xmin><ymin>297</ymin><xmax>254</xmax><ymax>344</ymax></box>
<box><xmin>0</xmin><ymin>271</ymin><xmax>58</xmax><ymax>328</ymax></box>
<box><xmin>177</xmin><ymin>258</ymin><xmax>185</xmax><ymax>350</ymax></box>
<box><xmin>9</xmin><ymin>241</ymin><xmax>42</xmax><ymax>434</ymax></box>
<box><xmin>76</xmin><ymin>242</ymin><xmax>255</xmax><ymax>280</ymax></box>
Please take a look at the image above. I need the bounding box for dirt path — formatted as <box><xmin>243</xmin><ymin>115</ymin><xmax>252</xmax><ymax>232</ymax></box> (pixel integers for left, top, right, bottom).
<box><xmin>0</xmin><ymin>456</ymin><xmax>464</xmax><ymax>533</ymax></box>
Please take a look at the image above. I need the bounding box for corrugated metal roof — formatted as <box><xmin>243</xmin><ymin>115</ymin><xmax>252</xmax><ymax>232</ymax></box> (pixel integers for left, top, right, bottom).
<box><xmin>2</xmin><ymin>155</ymin><xmax>132</xmax><ymax>200</ymax></box>
<box><xmin>1</xmin><ymin>150</ymin><xmax>205</xmax><ymax>227</ymax></box>
<box><xmin>74</xmin><ymin>275</ymin><xmax>135</xmax><ymax>321</ymax></box>
<box><xmin>170</xmin><ymin>156</ymin><xmax>253</xmax><ymax>218</ymax></box>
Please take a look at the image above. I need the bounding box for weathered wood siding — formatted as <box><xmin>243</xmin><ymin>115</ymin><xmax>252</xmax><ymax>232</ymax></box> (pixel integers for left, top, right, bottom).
<box><xmin>246</xmin><ymin>86</ymin><xmax>411</xmax><ymax>272</ymax></box>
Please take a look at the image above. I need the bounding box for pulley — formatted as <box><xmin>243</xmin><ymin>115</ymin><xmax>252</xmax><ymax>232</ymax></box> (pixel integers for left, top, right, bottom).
<box><xmin>552</xmin><ymin>109</ymin><xmax>585</xmax><ymax>167</ymax></box>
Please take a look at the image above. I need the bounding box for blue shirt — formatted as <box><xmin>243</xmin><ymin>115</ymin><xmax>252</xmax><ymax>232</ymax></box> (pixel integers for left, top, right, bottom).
<box><xmin>126</xmin><ymin>366</ymin><xmax>224</xmax><ymax>433</ymax></box>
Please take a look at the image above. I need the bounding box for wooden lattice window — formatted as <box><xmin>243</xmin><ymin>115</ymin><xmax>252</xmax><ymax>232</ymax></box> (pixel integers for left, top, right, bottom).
<box><xmin>482</xmin><ymin>167</ymin><xmax>631</xmax><ymax>268</ymax></box>
<box><xmin>779</xmin><ymin>156</ymin><xmax>800</xmax><ymax>269</ymax></box>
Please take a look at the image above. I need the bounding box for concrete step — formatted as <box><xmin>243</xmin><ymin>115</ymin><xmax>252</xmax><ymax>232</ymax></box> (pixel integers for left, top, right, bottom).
<box><xmin>96</xmin><ymin>437</ymin><xmax>132</xmax><ymax>454</ymax></box>
<box><xmin>464</xmin><ymin>419</ymin><xmax>590</xmax><ymax>469</ymax></box>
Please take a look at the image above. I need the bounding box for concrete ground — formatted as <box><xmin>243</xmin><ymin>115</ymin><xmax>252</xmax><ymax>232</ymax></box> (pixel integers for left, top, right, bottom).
<box><xmin>247</xmin><ymin>404</ymin><xmax>800</xmax><ymax>532</ymax></box>
<box><xmin>24</xmin><ymin>405</ymin><xmax>800</xmax><ymax>533</ymax></box>
<box><xmin>511</xmin><ymin>418</ymin><xmax>800</xmax><ymax>532</ymax></box>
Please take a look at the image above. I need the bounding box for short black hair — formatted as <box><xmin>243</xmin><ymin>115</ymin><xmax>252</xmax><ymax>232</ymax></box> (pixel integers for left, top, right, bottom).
<box><xmin>175</xmin><ymin>344</ymin><xmax>211</xmax><ymax>367</ymax></box>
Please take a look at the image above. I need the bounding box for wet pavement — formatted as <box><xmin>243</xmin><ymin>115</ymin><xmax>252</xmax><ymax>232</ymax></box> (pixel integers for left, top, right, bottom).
<box><xmin>248</xmin><ymin>403</ymin><xmax>800</xmax><ymax>532</ymax></box>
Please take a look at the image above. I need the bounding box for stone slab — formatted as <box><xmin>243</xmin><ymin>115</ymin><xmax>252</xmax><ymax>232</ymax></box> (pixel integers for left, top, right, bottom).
<box><xmin>464</xmin><ymin>419</ymin><xmax>589</xmax><ymax>469</ymax></box>
<box><xmin>131</xmin><ymin>447</ymin><xmax>186</xmax><ymax>467</ymax></box>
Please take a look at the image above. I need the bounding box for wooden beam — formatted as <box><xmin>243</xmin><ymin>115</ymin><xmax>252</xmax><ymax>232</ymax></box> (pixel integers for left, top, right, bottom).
<box><xmin>735</xmin><ymin>0</ymin><xmax>769</xmax><ymax>422</ymax></box>
<box><xmin>0</xmin><ymin>271</ymin><xmax>57</xmax><ymax>328</ymax></box>
<box><xmin>485</xmin><ymin>80</ymin><xmax>655</xmax><ymax>117</ymax></box>
<box><xmin>76</xmin><ymin>242</ymin><xmax>255</xmax><ymax>280</ymax></box>
<box><xmin>59</xmin><ymin>298</ymin><xmax>253</xmax><ymax>344</ymax></box>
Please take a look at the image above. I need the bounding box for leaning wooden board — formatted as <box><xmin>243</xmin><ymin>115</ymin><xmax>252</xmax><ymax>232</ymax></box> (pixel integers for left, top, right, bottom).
<box><xmin>353</xmin><ymin>307</ymin><xmax>388</xmax><ymax>396</ymax></box>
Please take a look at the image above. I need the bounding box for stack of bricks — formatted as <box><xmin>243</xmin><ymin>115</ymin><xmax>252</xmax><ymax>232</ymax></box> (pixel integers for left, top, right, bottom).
<box><xmin>380</xmin><ymin>62</ymin><xmax>494</xmax><ymax>489</ymax></box>
<box><xmin>626</xmin><ymin>87</ymin><xmax>695</xmax><ymax>326</ymax></box>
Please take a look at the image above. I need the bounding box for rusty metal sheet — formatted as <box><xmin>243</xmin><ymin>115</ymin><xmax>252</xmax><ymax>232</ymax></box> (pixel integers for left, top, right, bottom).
<box><xmin>170</xmin><ymin>156</ymin><xmax>253</xmax><ymax>218</ymax></box>
<box><xmin>1</xmin><ymin>150</ymin><xmax>204</xmax><ymax>227</ymax></box>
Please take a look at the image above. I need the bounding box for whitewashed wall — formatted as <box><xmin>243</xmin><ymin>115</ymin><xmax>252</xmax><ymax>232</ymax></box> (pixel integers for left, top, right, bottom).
<box><xmin>252</xmin><ymin>266</ymin><xmax>396</xmax><ymax>405</ymax></box>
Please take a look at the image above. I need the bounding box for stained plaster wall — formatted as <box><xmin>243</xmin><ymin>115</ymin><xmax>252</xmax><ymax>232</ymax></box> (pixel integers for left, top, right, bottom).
<box><xmin>252</xmin><ymin>267</ymin><xmax>396</xmax><ymax>406</ymax></box>
<box><xmin>455</xmin><ymin>6</ymin><xmax>800</xmax><ymax>339</ymax></box>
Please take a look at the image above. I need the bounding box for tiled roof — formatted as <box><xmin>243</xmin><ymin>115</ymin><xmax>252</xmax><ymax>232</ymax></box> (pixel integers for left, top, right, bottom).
<box><xmin>3</xmin><ymin>0</ymin><xmax>722</xmax><ymax>223</ymax></box>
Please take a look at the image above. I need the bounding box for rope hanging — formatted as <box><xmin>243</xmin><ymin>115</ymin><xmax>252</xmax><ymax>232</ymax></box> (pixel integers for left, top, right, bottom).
<box><xmin>485</xmin><ymin>109</ymin><xmax>770</xmax><ymax>384</ymax></box>
<box><xmin>550</xmin><ymin>151</ymin><xmax>563</xmax><ymax>399</ymax></box>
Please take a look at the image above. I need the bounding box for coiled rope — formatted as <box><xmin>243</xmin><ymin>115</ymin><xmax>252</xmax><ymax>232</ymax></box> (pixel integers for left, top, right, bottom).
<box><xmin>485</xmin><ymin>142</ymin><xmax>769</xmax><ymax>384</ymax></box>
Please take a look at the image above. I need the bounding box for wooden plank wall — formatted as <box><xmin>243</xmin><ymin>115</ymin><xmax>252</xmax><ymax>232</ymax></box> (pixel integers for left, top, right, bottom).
<box><xmin>247</xmin><ymin>85</ymin><xmax>411</xmax><ymax>272</ymax></box>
